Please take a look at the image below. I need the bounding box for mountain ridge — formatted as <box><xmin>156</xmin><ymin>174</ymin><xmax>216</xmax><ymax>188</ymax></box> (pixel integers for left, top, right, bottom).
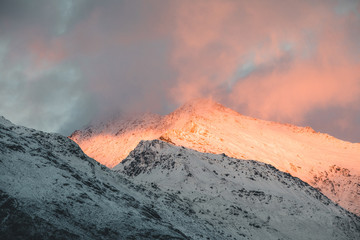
<box><xmin>114</xmin><ymin>139</ymin><xmax>360</xmax><ymax>240</ymax></box>
<box><xmin>70</xmin><ymin>99</ymin><xmax>360</xmax><ymax>215</ymax></box>
<box><xmin>0</xmin><ymin>116</ymin><xmax>221</xmax><ymax>239</ymax></box>
<box><xmin>1</xmin><ymin>116</ymin><xmax>360</xmax><ymax>239</ymax></box>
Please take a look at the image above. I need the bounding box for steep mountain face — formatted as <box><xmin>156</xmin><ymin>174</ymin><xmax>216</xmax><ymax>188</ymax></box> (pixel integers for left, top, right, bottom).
<box><xmin>0</xmin><ymin>116</ymin><xmax>227</xmax><ymax>239</ymax></box>
<box><xmin>114</xmin><ymin>140</ymin><xmax>360</xmax><ymax>240</ymax></box>
<box><xmin>70</xmin><ymin>99</ymin><xmax>360</xmax><ymax>215</ymax></box>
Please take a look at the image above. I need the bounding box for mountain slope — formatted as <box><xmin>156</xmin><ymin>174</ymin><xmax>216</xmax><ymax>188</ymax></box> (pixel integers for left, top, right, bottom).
<box><xmin>0</xmin><ymin>116</ymin><xmax>226</xmax><ymax>239</ymax></box>
<box><xmin>114</xmin><ymin>139</ymin><xmax>360</xmax><ymax>240</ymax></box>
<box><xmin>2</xmin><ymin>116</ymin><xmax>360</xmax><ymax>239</ymax></box>
<box><xmin>70</xmin><ymin>99</ymin><xmax>360</xmax><ymax>215</ymax></box>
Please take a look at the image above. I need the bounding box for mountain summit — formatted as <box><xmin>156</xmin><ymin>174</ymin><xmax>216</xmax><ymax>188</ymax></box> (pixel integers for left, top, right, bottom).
<box><xmin>2</xmin><ymin>116</ymin><xmax>359</xmax><ymax>239</ymax></box>
<box><xmin>70</xmin><ymin>99</ymin><xmax>360</xmax><ymax>215</ymax></box>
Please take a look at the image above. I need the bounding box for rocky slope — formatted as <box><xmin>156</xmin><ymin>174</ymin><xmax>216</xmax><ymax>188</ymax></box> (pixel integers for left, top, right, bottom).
<box><xmin>70</xmin><ymin>99</ymin><xmax>360</xmax><ymax>215</ymax></box>
<box><xmin>0</xmin><ymin>116</ymin><xmax>220</xmax><ymax>239</ymax></box>
<box><xmin>114</xmin><ymin>139</ymin><xmax>360</xmax><ymax>240</ymax></box>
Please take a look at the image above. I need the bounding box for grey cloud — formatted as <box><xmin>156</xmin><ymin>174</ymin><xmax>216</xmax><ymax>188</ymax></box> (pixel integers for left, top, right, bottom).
<box><xmin>0</xmin><ymin>0</ymin><xmax>359</xmax><ymax>143</ymax></box>
<box><xmin>0</xmin><ymin>0</ymin><xmax>176</xmax><ymax>135</ymax></box>
<box><xmin>305</xmin><ymin>103</ymin><xmax>360</xmax><ymax>143</ymax></box>
<box><xmin>0</xmin><ymin>58</ymin><xmax>95</xmax><ymax>134</ymax></box>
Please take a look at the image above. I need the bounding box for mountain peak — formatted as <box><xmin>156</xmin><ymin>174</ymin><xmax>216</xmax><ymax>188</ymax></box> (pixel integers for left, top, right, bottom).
<box><xmin>166</xmin><ymin>98</ymin><xmax>239</xmax><ymax>125</ymax></box>
<box><xmin>174</xmin><ymin>98</ymin><xmax>230</xmax><ymax>114</ymax></box>
<box><xmin>0</xmin><ymin>116</ymin><xmax>14</xmax><ymax>127</ymax></box>
<box><xmin>70</xmin><ymin>99</ymin><xmax>360</xmax><ymax>215</ymax></box>
<box><xmin>3</xmin><ymin>120</ymin><xmax>360</xmax><ymax>239</ymax></box>
<box><xmin>114</xmin><ymin>139</ymin><xmax>360</xmax><ymax>240</ymax></box>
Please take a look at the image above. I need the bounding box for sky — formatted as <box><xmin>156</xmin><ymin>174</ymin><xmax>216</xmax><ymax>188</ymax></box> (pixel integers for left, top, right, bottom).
<box><xmin>0</xmin><ymin>0</ymin><xmax>359</xmax><ymax>142</ymax></box>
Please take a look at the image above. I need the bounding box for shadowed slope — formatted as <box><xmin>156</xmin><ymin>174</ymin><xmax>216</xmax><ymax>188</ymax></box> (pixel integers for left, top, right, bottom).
<box><xmin>0</xmin><ymin>116</ymin><xmax>210</xmax><ymax>239</ymax></box>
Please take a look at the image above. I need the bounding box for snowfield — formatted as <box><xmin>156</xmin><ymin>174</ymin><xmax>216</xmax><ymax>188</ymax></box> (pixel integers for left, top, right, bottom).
<box><xmin>114</xmin><ymin>139</ymin><xmax>360</xmax><ymax>240</ymax></box>
<box><xmin>1</xmin><ymin>116</ymin><xmax>360</xmax><ymax>239</ymax></box>
<box><xmin>71</xmin><ymin>99</ymin><xmax>360</xmax><ymax>215</ymax></box>
<box><xmin>0</xmin><ymin>116</ymin><xmax>218</xmax><ymax>239</ymax></box>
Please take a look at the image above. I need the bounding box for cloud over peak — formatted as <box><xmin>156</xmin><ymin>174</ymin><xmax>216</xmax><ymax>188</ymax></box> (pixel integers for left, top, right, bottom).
<box><xmin>0</xmin><ymin>0</ymin><xmax>359</xmax><ymax>141</ymax></box>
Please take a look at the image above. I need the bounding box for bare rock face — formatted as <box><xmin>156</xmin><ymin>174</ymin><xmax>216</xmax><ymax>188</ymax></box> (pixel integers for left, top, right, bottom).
<box><xmin>70</xmin><ymin>99</ymin><xmax>360</xmax><ymax>215</ymax></box>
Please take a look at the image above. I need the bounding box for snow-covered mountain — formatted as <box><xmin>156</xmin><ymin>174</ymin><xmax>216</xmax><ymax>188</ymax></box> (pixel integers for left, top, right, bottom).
<box><xmin>114</xmin><ymin>139</ymin><xmax>360</xmax><ymax>240</ymax></box>
<box><xmin>0</xmin><ymin>116</ymin><xmax>226</xmax><ymax>239</ymax></box>
<box><xmin>1</xmin><ymin>116</ymin><xmax>359</xmax><ymax>239</ymax></box>
<box><xmin>70</xmin><ymin>99</ymin><xmax>360</xmax><ymax>215</ymax></box>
